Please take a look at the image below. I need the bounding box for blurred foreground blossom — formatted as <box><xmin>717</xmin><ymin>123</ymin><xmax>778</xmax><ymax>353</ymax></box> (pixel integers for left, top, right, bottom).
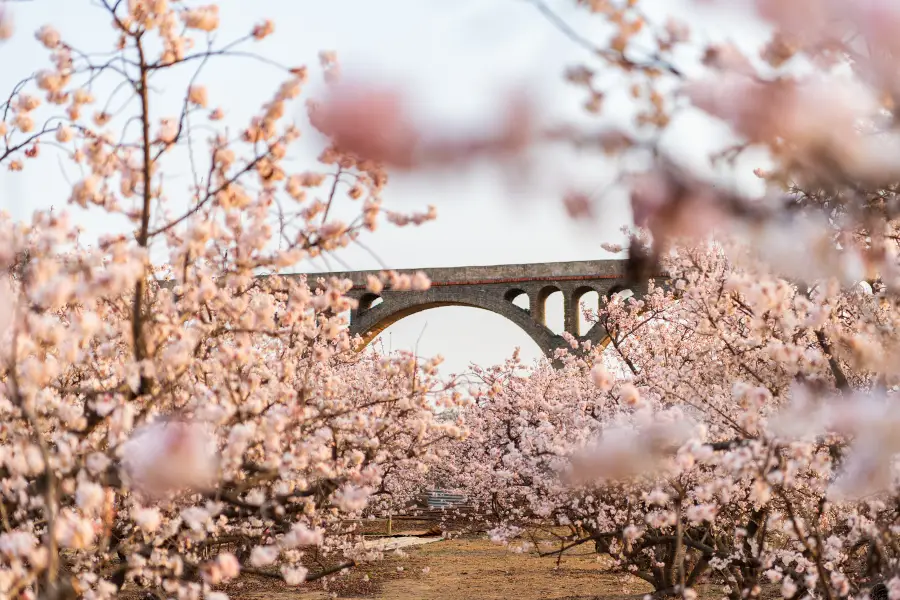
<box><xmin>732</xmin><ymin>214</ymin><xmax>867</xmax><ymax>286</ymax></box>
<box><xmin>308</xmin><ymin>82</ymin><xmax>420</xmax><ymax>168</ymax></box>
<box><xmin>0</xmin><ymin>276</ymin><xmax>13</xmax><ymax>341</ymax></box>
<box><xmin>826</xmin><ymin>395</ymin><xmax>900</xmax><ymax>500</ymax></box>
<box><xmin>771</xmin><ymin>390</ymin><xmax>900</xmax><ymax>499</ymax></box>
<box><xmin>0</xmin><ymin>7</ymin><xmax>12</xmax><ymax>41</ymax></box>
<box><xmin>309</xmin><ymin>81</ymin><xmax>534</xmax><ymax>169</ymax></box>
<box><xmin>570</xmin><ymin>418</ymin><xmax>697</xmax><ymax>481</ymax></box>
<box><xmin>120</xmin><ymin>420</ymin><xmax>218</xmax><ymax>497</ymax></box>
<box><xmin>684</xmin><ymin>75</ymin><xmax>900</xmax><ymax>182</ymax></box>
<box><xmin>753</xmin><ymin>0</ymin><xmax>900</xmax><ymax>79</ymax></box>
<box><xmin>630</xmin><ymin>170</ymin><xmax>724</xmax><ymax>242</ymax></box>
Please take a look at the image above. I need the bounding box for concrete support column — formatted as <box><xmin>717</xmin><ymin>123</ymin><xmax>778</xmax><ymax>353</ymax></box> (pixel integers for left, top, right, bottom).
<box><xmin>529</xmin><ymin>290</ymin><xmax>545</xmax><ymax>326</ymax></box>
<box><xmin>346</xmin><ymin>290</ymin><xmax>366</xmax><ymax>331</ymax></box>
<box><xmin>564</xmin><ymin>291</ymin><xmax>579</xmax><ymax>337</ymax></box>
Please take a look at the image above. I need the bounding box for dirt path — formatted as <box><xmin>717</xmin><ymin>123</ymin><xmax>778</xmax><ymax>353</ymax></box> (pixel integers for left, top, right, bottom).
<box><xmin>232</xmin><ymin>535</ymin><xmax>656</xmax><ymax>600</ymax></box>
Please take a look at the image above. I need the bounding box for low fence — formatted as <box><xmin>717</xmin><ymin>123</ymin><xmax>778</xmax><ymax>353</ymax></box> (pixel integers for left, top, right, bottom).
<box><xmin>422</xmin><ymin>488</ymin><xmax>468</xmax><ymax>509</ymax></box>
<box><xmin>347</xmin><ymin>488</ymin><xmax>481</xmax><ymax>533</ymax></box>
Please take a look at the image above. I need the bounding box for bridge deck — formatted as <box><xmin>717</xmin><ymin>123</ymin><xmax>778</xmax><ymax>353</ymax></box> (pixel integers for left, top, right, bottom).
<box><xmin>299</xmin><ymin>259</ymin><xmax>629</xmax><ymax>289</ymax></box>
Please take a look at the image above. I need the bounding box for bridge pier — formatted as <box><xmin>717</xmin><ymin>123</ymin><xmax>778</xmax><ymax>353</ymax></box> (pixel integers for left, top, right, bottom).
<box><xmin>564</xmin><ymin>289</ymin><xmax>580</xmax><ymax>338</ymax></box>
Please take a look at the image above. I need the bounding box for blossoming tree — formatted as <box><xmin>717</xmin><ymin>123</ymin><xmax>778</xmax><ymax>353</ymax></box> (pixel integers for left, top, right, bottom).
<box><xmin>0</xmin><ymin>2</ymin><xmax>467</xmax><ymax>599</ymax></box>
<box><xmin>447</xmin><ymin>239</ymin><xmax>900</xmax><ymax>600</ymax></box>
<box><xmin>4</xmin><ymin>0</ymin><xmax>900</xmax><ymax>599</ymax></box>
<box><xmin>297</xmin><ymin>2</ymin><xmax>900</xmax><ymax>597</ymax></box>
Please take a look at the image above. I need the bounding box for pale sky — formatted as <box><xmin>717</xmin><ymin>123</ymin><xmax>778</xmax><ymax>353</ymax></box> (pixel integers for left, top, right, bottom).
<box><xmin>0</xmin><ymin>0</ymin><xmax>770</xmax><ymax>376</ymax></box>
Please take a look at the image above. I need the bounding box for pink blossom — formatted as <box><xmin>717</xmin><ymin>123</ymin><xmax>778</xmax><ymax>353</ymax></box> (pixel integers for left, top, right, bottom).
<box><xmin>252</xmin><ymin>19</ymin><xmax>274</xmax><ymax>40</ymax></box>
<box><xmin>589</xmin><ymin>364</ymin><xmax>612</xmax><ymax>391</ymax></box>
<box><xmin>366</xmin><ymin>274</ymin><xmax>384</xmax><ymax>295</ymax></box>
<box><xmin>618</xmin><ymin>383</ymin><xmax>641</xmax><ymax>407</ymax></box>
<box><xmin>0</xmin><ymin>276</ymin><xmax>13</xmax><ymax>339</ymax></box>
<box><xmin>132</xmin><ymin>506</ymin><xmax>162</xmax><ymax>533</ymax></box>
<box><xmin>333</xmin><ymin>485</ymin><xmax>370</xmax><ymax>512</ymax></box>
<box><xmin>629</xmin><ymin>171</ymin><xmax>723</xmax><ymax>243</ymax></box>
<box><xmin>685</xmin><ymin>74</ymin><xmax>898</xmax><ymax>179</ymax></box>
<box><xmin>782</xmin><ymin>577</ymin><xmax>798</xmax><ymax>598</ymax></box>
<box><xmin>281</xmin><ymin>565</ymin><xmax>308</xmax><ymax>585</ymax></box>
<box><xmin>411</xmin><ymin>271</ymin><xmax>431</xmax><ymax>291</ymax></box>
<box><xmin>282</xmin><ymin>523</ymin><xmax>324</xmax><ymax>547</ymax></box>
<box><xmin>646</xmin><ymin>489</ymin><xmax>670</xmax><ymax>506</ymax></box>
<box><xmin>0</xmin><ymin>9</ymin><xmax>11</xmax><ymax>41</ymax></box>
<box><xmin>75</xmin><ymin>480</ymin><xmax>104</xmax><ymax>514</ymax></box>
<box><xmin>55</xmin><ymin>125</ymin><xmax>72</xmax><ymax>143</ymax></box>
<box><xmin>686</xmin><ymin>504</ymin><xmax>718</xmax><ymax>523</ymax></box>
<box><xmin>14</xmin><ymin>113</ymin><xmax>33</xmax><ymax>133</ymax></box>
<box><xmin>250</xmin><ymin>545</ymin><xmax>279</xmax><ymax>567</ymax></box>
<box><xmin>188</xmin><ymin>85</ymin><xmax>208</xmax><ymax>108</ymax></box>
<box><xmin>54</xmin><ymin>510</ymin><xmax>95</xmax><ymax>549</ymax></box>
<box><xmin>217</xmin><ymin>553</ymin><xmax>241</xmax><ymax>579</ymax></box>
<box><xmin>181</xmin><ymin>5</ymin><xmax>219</xmax><ymax>31</ymax></box>
<box><xmin>563</xmin><ymin>192</ymin><xmax>594</xmax><ymax>219</ymax></box>
<box><xmin>120</xmin><ymin>420</ymin><xmax>217</xmax><ymax>497</ymax></box>
<box><xmin>309</xmin><ymin>83</ymin><xmax>420</xmax><ymax>168</ymax></box>
<box><xmin>0</xmin><ymin>531</ymin><xmax>38</xmax><ymax>559</ymax></box>
<box><xmin>35</xmin><ymin>25</ymin><xmax>60</xmax><ymax>48</ymax></box>
<box><xmin>571</xmin><ymin>420</ymin><xmax>695</xmax><ymax>481</ymax></box>
<box><xmin>156</xmin><ymin>118</ymin><xmax>178</xmax><ymax>143</ymax></box>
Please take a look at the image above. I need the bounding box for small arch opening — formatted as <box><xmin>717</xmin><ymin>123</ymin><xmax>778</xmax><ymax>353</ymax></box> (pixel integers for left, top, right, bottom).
<box><xmin>540</xmin><ymin>286</ymin><xmax>564</xmax><ymax>335</ymax></box>
<box><xmin>606</xmin><ymin>284</ymin><xmax>634</xmax><ymax>302</ymax></box>
<box><xmin>358</xmin><ymin>293</ymin><xmax>383</xmax><ymax>313</ymax></box>
<box><xmin>576</xmin><ymin>289</ymin><xmax>600</xmax><ymax>336</ymax></box>
<box><xmin>504</xmin><ymin>288</ymin><xmax>530</xmax><ymax>312</ymax></box>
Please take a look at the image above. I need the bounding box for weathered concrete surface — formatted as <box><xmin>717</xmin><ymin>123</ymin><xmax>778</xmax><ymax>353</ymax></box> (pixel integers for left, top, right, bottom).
<box><xmin>297</xmin><ymin>260</ymin><xmax>649</xmax><ymax>357</ymax></box>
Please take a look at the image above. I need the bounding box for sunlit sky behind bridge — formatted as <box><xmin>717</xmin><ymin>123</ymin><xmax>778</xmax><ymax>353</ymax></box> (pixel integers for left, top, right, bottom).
<box><xmin>0</xmin><ymin>0</ymin><xmax>771</xmax><ymax>375</ymax></box>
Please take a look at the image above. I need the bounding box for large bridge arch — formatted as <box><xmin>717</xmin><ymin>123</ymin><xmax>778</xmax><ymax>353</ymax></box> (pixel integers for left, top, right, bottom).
<box><xmin>348</xmin><ymin>288</ymin><xmax>563</xmax><ymax>353</ymax></box>
<box><xmin>299</xmin><ymin>259</ymin><xmax>658</xmax><ymax>360</ymax></box>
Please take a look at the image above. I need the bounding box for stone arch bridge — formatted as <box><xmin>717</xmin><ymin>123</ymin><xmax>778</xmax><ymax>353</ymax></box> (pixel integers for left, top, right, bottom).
<box><xmin>305</xmin><ymin>260</ymin><xmax>650</xmax><ymax>358</ymax></box>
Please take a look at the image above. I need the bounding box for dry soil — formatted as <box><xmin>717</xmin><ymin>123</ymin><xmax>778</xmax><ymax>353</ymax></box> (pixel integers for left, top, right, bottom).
<box><xmin>229</xmin><ymin>534</ymin><xmax>674</xmax><ymax>600</ymax></box>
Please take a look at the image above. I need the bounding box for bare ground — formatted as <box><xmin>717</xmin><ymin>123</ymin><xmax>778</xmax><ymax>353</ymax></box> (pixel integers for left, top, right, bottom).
<box><xmin>114</xmin><ymin>518</ymin><xmax>739</xmax><ymax>600</ymax></box>
<box><xmin>228</xmin><ymin>533</ymin><xmax>715</xmax><ymax>600</ymax></box>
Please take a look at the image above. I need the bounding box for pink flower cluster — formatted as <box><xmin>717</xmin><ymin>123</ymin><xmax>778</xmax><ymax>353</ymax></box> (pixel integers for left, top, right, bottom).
<box><xmin>0</xmin><ymin>3</ymin><xmax>463</xmax><ymax>598</ymax></box>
